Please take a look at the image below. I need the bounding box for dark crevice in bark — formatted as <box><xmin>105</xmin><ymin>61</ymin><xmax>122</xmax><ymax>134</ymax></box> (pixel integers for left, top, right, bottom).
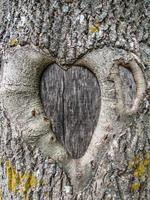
<box><xmin>62</xmin><ymin>72</ymin><xmax>66</xmax><ymax>146</ymax></box>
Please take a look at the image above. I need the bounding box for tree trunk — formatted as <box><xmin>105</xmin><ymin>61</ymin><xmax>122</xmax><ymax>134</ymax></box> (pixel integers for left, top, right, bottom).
<box><xmin>0</xmin><ymin>0</ymin><xmax>150</xmax><ymax>199</ymax></box>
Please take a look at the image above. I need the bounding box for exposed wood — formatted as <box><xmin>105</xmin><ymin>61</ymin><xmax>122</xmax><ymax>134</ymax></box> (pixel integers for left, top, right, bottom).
<box><xmin>119</xmin><ymin>67</ymin><xmax>136</xmax><ymax>109</ymax></box>
<box><xmin>40</xmin><ymin>64</ymin><xmax>101</xmax><ymax>158</ymax></box>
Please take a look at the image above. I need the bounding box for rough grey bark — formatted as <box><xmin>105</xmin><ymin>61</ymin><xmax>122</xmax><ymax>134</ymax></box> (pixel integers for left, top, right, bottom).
<box><xmin>0</xmin><ymin>0</ymin><xmax>150</xmax><ymax>200</ymax></box>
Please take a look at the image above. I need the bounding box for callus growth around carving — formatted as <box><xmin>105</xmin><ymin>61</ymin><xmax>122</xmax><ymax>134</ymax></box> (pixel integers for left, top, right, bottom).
<box><xmin>1</xmin><ymin>45</ymin><xmax>146</xmax><ymax>193</ymax></box>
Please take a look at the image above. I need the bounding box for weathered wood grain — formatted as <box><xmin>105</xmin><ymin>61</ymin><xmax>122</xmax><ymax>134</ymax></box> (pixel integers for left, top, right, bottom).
<box><xmin>119</xmin><ymin>67</ymin><xmax>136</xmax><ymax>109</ymax></box>
<box><xmin>40</xmin><ymin>64</ymin><xmax>101</xmax><ymax>158</ymax></box>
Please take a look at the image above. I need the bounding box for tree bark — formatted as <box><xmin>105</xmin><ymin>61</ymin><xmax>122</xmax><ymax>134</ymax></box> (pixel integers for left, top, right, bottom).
<box><xmin>0</xmin><ymin>0</ymin><xmax>150</xmax><ymax>200</ymax></box>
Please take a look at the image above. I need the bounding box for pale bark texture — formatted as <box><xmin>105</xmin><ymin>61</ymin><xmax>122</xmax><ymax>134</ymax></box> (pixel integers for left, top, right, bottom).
<box><xmin>0</xmin><ymin>0</ymin><xmax>150</xmax><ymax>200</ymax></box>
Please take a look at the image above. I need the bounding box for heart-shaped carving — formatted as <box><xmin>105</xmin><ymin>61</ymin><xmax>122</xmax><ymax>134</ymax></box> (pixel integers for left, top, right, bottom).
<box><xmin>2</xmin><ymin>46</ymin><xmax>145</xmax><ymax>192</ymax></box>
<box><xmin>40</xmin><ymin>64</ymin><xmax>101</xmax><ymax>158</ymax></box>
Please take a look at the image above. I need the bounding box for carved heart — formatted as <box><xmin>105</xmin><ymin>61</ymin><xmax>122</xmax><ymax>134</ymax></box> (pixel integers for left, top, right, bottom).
<box><xmin>2</xmin><ymin>46</ymin><xmax>145</xmax><ymax>192</ymax></box>
<box><xmin>40</xmin><ymin>64</ymin><xmax>101</xmax><ymax>158</ymax></box>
